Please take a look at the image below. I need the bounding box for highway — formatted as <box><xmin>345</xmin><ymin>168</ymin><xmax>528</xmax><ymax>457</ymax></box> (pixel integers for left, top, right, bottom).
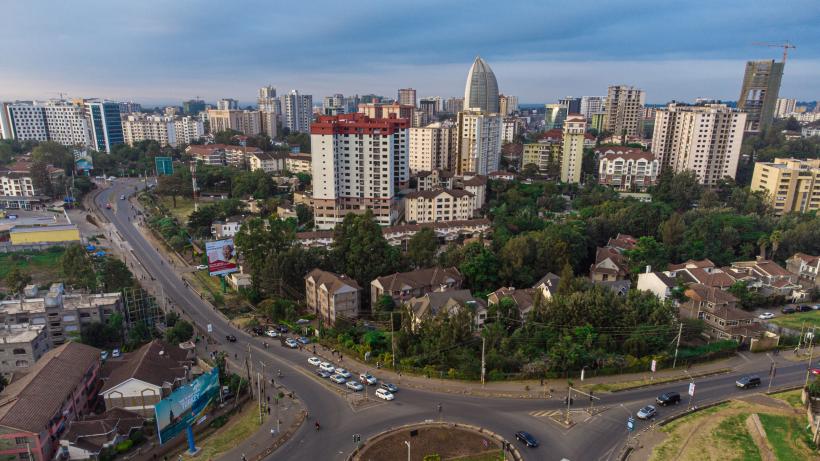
<box><xmin>94</xmin><ymin>179</ymin><xmax>813</xmax><ymax>461</ymax></box>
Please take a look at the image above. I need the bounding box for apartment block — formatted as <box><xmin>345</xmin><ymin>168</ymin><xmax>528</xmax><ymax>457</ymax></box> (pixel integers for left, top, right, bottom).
<box><xmin>398</xmin><ymin>88</ymin><xmax>417</xmax><ymax>107</ymax></box>
<box><xmin>408</xmin><ymin>121</ymin><xmax>456</xmax><ymax>173</ymax></box>
<box><xmin>597</xmin><ymin>147</ymin><xmax>659</xmax><ymax>191</ymax></box>
<box><xmin>775</xmin><ymin>98</ymin><xmax>797</xmax><ymax>118</ymax></box>
<box><xmin>285</xmin><ymin>152</ymin><xmax>311</xmax><ymax>174</ymax></box>
<box><xmin>751</xmin><ymin>158</ymin><xmax>820</xmax><ymax>215</ymax></box>
<box><xmin>281</xmin><ymin>90</ymin><xmax>313</xmax><ymax>133</ymax></box>
<box><xmin>304</xmin><ymin>269</ymin><xmax>361</xmax><ymax>324</ymax></box>
<box><xmin>0</xmin><ymin>324</ymin><xmax>49</xmax><ymax>375</ymax></box>
<box><xmin>1</xmin><ymin>101</ymin><xmax>91</xmax><ymax>147</ymax></box>
<box><xmin>498</xmin><ymin>94</ymin><xmax>518</xmax><ymax>116</ymax></box>
<box><xmin>560</xmin><ymin>115</ymin><xmax>586</xmax><ymax>184</ymax></box>
<box><xmin>456</xmin><ymin>110</ymin><xmax>502</xmax><ymax>175</ymax></box>
<box><xmin>652</xmin><ymin>103</ymin><xmax>745</xmax><ymax>186</ymax></box>
<box><xmin>603</xmin><ymin>85</ymin><xmax>645</xmax><ymax>138</ymax></box>
<box><xmin>404</xmin><ymin>189</ymin><xmax>475</xmax><ymax>223</ymax></box>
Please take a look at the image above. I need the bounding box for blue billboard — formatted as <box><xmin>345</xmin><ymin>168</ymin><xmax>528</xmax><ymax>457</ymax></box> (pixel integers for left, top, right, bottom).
<box><xmin>155</xmin><ymin>368</ymin><xmax>220</xmax><ymax>444</ymax></box>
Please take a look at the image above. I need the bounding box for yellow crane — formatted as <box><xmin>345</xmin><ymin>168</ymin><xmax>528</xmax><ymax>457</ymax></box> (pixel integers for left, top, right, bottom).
<box><xmin>752</xmin><ymin>41</ymin><xmax>797</xmax><ymax>63</ymax></box>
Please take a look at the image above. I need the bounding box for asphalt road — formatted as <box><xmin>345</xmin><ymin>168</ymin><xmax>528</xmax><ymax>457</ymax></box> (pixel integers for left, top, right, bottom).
<box><xmin>94</xmin><ymin>179</ymin><xmax>813</xmax><ymax>461</ymax></box>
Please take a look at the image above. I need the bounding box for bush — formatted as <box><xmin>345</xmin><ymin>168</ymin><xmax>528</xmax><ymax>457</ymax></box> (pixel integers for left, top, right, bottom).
<box><xmin>115</xmin><ymin>440</ymin><xmax>133</xmax><ymax>453</ymax></box>
<box><xmin>808</xmin><ymin>379</ymin><xmax>820</xmax><ymax>397</ymax></box>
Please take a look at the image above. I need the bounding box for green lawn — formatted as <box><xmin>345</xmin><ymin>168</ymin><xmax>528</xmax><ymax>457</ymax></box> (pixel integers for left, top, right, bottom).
<box><xmin>770</xmin><ymin>389</ymin><xmax>804</xmax><ymax>410</ymax></box>
<box><xmin>770</xmin><ymin>310</ymin><xmax>820</xmax><ymax>330</ymax></box>
<box><xmin>757</xmin><ymin>413</ymin><xmax>816</xmax><ymax>460</ymax></box>
<box><xmin>0</xmin><ymin>248</ymin><xmax>65</xmax><ymax>283</ymax></box>
<box><xmin>712</xmin><ymin>413</ymin><xmax>761</xmax><ymax>461</ymax></box>
<box><xmin>157</xmin><ymin>195</ymin><xmax>196</xmax><ymax>224</ymax></box>
<box><xmin>179</xmin><ymin>403</ymin><xmax>259</xmax><ymax>460</ymax></box>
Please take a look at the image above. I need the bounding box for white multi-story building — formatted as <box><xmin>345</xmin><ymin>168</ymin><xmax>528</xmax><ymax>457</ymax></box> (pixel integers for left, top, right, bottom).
<box><xmin>580</xmin><ymin>96</ymin><xmax>604</xmax><ymax>120</ymax></box>
<box><xmin>174</xmin><ymin>116</ymin><xmax>205</xmax><ymax>145</ymax></box>
<box><xmin>404</xmin><ymin>189</ymin><xmax>475</xmax><ymax>223</ymax></box>
<box><xmin>652</xmin><ymin>103</ymin><xmax>746</xmax><ymax>186</ymax></box>
<box><xmin>560</xmin><ymin>115</ymin><xmax>586</xmax><ymax>184</ymax></box>
<box><xmin>1</xmin><ymin>103</ymin><xmax>48</xmax><ymax>142</ymax></box>
<box><xmin>775</xmin><ymin>98</ymin><xmax>797</xmax><ymax>118</ymax></box>
<box><xmin>498</xmin><ymin>95</ymin><xmax>518</xmax><ymax>116</ymax></box>
<box><xmin>42</xmin><ymin>101</ymin><xmax>91</xmax><ymax>146</ymax></box>
<box><xmin>597</xmin><ymin>147</ymin><xmax>660</xmax><ymax>191</ymax></box>
<box><xmin>258</xmin><ymin>86</ymin><xmax>280</xmax><ymax>113</ymax></box>
<box><xmin>604</xmin><ymin>85</ymin><xmax>645</xmax><ymax>138</ymax></box>
<box><xmin>122</xmin><ymin>114</ymin><xmax>175</xmax><ymax>147</ymax></box>
<box><xmin>282</xmin><ymin>90</ymin><xmax>313</xmax><ymax>133</ymax></box>
<box><xmin>217</xmin><ymin>98</ymin><xmax>239</xmax><ymax>110</ymax></box>
<box><xmin>310</xmin><ymin>113</ymin><xmax>407</xmax><ymax>229</ymax></box>
<box><xmin>323</xmin><ymin>94</ymin><xmax>347</xmax><ymax>115</ymax></box>
<box><xmin>502</xmin><ymin>116</ymin><xmax>518</xmax><ymax>143</ymax></box>
<box><xmin>456</xmin><ymin>110</ymin><xmax>502</xmax><ymax>175</ymax></box>
<box><xmin>286</xmin><ymin>153</ymin><xmax>311</xmax><ymax>174</ymax></box>
<box><xmin>408</xmin><ymin>121</ymin><xmax>456</xmax><ymax>173</ymax></box>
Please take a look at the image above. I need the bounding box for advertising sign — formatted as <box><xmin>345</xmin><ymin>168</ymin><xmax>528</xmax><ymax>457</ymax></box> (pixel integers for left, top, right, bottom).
<box><xmin>688</xmin><ymin>382</ymin><xmax>696</xmax><ymax>396</ymax></box>
<box><xmin>155</xmin><ymin>156</ymin><xmax>174</xmax><ymax>176</ymax></box>
<box><xmin>651</xmin><ymin>359</ymin><xmax>657</xmax><ymax>373</ymax></box>
<box><xmin>206</xmin><ymin>239</ymin><xmax>238</xmax><ymax>276</ymax></box>
<box><xmin>155</xmin><ymin>368</ymin><xmax>220</xmax><ymax>444</ymax></box>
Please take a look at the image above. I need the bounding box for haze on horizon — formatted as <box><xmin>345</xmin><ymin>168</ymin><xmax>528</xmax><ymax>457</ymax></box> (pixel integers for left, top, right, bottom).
<box><xmin>2</xmin><ymin>0</ymin><xmax>818</xmax><ymax>105</ymax></box>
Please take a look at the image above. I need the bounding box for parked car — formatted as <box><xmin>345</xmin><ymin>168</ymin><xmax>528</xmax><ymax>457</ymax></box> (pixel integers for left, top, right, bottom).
<box><xmin>656</xmin><ymin>392</ymin><xmax>681</xmax><ymax>406</ymax></box>
<box><xmin>251</xmin><ymin>326</ymin><xmax>265</xmax><ymax>336</ymax></box>
<box><xmin>101</xmin><ymin>350</ymin><xmax>109</xmax><ymax>361</ymax></box>
<box><xmin>308</xmin><ymin>357</ymin><xmax>322</xmax><ymax>367</ymax></box>
<box><xmin>296</xmin><ymin>318</ymin><xmax>310</xmax><ymax>324</ymax></box>
<box><xmin>196</xmin><ymin>264</ymin><xmax>208</xmax><ymax>270</ymax></box>
<box><xmin>346</xmin><ymin>381</ymin><xmax>364</xmax><ymax>391</ymax></box>
<box><xmin>636</xmin><ymin>405</ymin><xmax>657</xmax><ymax>420</ymax></box>
<box><xmin>277</xmin><ymin>325</ymin><xmax>289</xmax><ymax>333</ymax></box>
<box><xmin>335</xmin><ymin>368</ymin><xmax>352</xmax><ymax>379</ymax></box>
<box><xmin>736</xmin><ymin>375</ymin><xmax>762</xmax><ymax>389</ymax></box>
<box><xmin>359</xmin><ymin>373</ymin><xmax>378</xmax><ymax>385</ymax></box>
<box><xmin>105</xmin><ymin>203</ymin><xmax>111</xmax><ymax>209</ymax></box>
<box><xmin>758</xmin><ymin>312</ymin><xmax>775</xmax><ymax>320</ymax></box>
<box><xmin>812</xmin><ymin>304</ymin><xmax>820</xmax><ymax>310</ymax></box>
<box><xmin>810</xmin><ymin>368</ymin><xmax>820</xmax><ymax>376</ymax></box>
<box><xmin>226</xmin><ymin>335</ymin><xmax>237</xmax><ymax>342</ymax></box>
<box><xmin>514</xmin><ymin>431</ymin><xmax>539</xmax><ymax>448</ymax></box>
<box><xmin>111</xmin><ymin>348</ymin><xmax>121</xmax><ymax>358</ymax></box>
<box><xmin>375</xmin><ymin>388</ymin><xmax>394</xmax><ymax>401</ymax></box>
<box><xmin>298</xmin><ymin>336</ymin><xmax>310</xmax><ymax>345</ymax></box>
<box><xmin>265</xmin><ymin>329</ymin><xmax>279</xmax><ymax>338</ymax></box>
<box><xmin>119</xmin><ymin>194</ymin><xmax>125</xmax><ymax>200</ymax></box>
<box><xmin>316</xmin><ymin>370</ymin><xmax>331</xmax><ymax>379</ymax></box>
<box><xmin>330</xmin><ymin>374</ymin><xmax>346</xmax><ymax>384</ymax></box>
<box><xmin>285</xmin><ymin>338</ymin><xmax>298</xmax><ymax>349</ymax></box>
<box><xmin>798</xmin><ymin>305</ymin><xmax>812</xmax><ymax>312</ymax></box>
<box><xmin>320</xmin><ymin>362</ymin><xmax>336</xmax><ymax>373</ymax></box>
<box><xmin>380</xmin><ymin>382</ymin><xmax>399</xmax><ymax>393</ymax></box>
<box><xmin>781</xmin><ymin>306</ymin><xmax>797</xmax><ymax>314</ymax></box>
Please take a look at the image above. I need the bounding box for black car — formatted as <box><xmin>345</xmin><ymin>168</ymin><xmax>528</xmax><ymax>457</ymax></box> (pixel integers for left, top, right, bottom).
<box><xmin>736</xmin><ymin>375</ymin><xmax>761</xmax><ymax>389</ymax></box>
<box><xmin>798</xmin><ymin>305</ymin><xmax>812</xmax><ymax>312</ymax></box>
<box><xmin>656</xmin><ymin>392</ymin><xmax>681</xmax><ymax>406</ymax></box>
<box><xmin>226</xmin><ymin>334</ymin><xmax>237</xmax><ymax>342</ymax></box>
<box><xmin>514</xmin><ymin>431</ymin><xmax>539</xmax><ymax>448</ymax></box>
<box><xmin>781</xmin><ymin>306</ymin><xmax>797</xmax><ymax>314</ymax></box>
<box><xmin>277</xmin><ymin>324</ymin><xmax>289</xmax><ymax>333</ymax></box>
<box><xmin>251</xmin><ymin>326</ymin><xmax>265</xmax><ymax>336</ymax></box>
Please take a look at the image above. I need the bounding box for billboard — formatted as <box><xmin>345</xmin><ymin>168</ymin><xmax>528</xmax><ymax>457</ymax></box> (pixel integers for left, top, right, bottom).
<box><xmin>206</xmin><ymin>239</ymin><xmax>238</xmax><ymax>276</ymax></box>
<box><xmin>155</xmin><ymin>368</ymin><xmax>220</xmax><ymax>444</ymax></box>
<box><xmin>155</xmin><ymin>156</ymin><xmax>174</xmax><ymax>176</ymax></box>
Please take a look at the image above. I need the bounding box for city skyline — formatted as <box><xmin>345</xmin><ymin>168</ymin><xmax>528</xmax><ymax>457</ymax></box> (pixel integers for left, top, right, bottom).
<box><xmin>2</xmin><ymin>0</ymin><xmax>819</xmax><ymax>105</ymax></box>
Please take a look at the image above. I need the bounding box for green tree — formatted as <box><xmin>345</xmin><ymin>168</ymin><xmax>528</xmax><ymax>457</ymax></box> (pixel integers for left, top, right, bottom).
<box><xmin>155</xmin><ymin>173</ymin><xmax>191</xmax><ymax>208</ymax></box>
<box><xmin>30</xmin><ymin>161</ymin><xmax>55</xmax><ymax>197</ymax></box>
<box><xmin>330</xmin><ymin>210</ymin><xmax>401</xmax><ymax>289</ymax></box>
<box><xmin>374</xmin><ymin>294</ymin><xmax>396</xmax><ymax>316</ymax></box>
<box><xmin>624</xmin><ymin>237</ymin><xmax>669</xmax><ymax>275</ymax></box>
<box><xmin>458</xmin><ymin>242</ymin><xmax>500</xmax><ymax>295</ymax></box>
<box><xmin>61</xmin><ymin>244</ymin><xmax>97</xmax><ymax>290</ymax></box>
<box><xmin>165</xmin><ymin>319</ymin><xmax>194</xmax><ymax>344</ymax></box>
<box><xmin>5</xmin><ymin>267</ymin><xmax>32</xmax><ymax>298</ymax></box>
<box><xmin>99</xmin><ymin>258</ymin><xmax>135</xmax><ymax>291</ymax></box>
<box><xmin>406</xmin><ymin>227</ymin><xmax>437</xmax><ymax>268</ymax></box>
<box><xmin>652</xmin><ymin>170</ymin><xmax>703</xmax><ymax>211</ymax></box>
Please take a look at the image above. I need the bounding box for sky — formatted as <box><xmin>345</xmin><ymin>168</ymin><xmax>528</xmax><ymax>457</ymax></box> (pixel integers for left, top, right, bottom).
<box><xmin>1</xmin><ymin>0</ymin><xmax>819</xmax><ymax>106</ymax></box>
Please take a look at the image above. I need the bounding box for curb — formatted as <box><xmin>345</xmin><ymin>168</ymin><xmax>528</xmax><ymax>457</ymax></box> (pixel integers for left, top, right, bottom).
<box><xmin>606</xmin><ymin>368</ymin><xmax>733</xmax><ymax>393</ymax></box>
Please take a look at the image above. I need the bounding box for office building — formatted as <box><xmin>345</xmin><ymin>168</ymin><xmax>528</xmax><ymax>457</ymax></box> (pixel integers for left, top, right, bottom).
<box><xmin>118</xmin><ymin>101</ymin><xmax>142</xmax><ymax>114</ymax></box>
<box><xmin>281</xmin><ymin>90</ymin><xmax>313</xmax><ymax>133</ymax></box>
<box><xmin>751</xmin><ymin>158</ymin><xmax>820</xmax><ymax>215</ymax></box>
<box><xmin>464</xmin><ymin>56</ymin><xmax>500</xmax><ymax>113</ymax></box>
<box><xmin>775</xmin><ymin>98</ymin><xmax>797</xmax><ymax>118</ymax></box>
<box><xmin>84</xmin><ymin>101</ymin><xmax>123</xmax><ymax>153</ymax></box>
<box><xmin>408</xmin><ymin>121</ymin><xmax>456</xmax><ymax>173</ymax></box>
<box><xmin>559</xmin><ymin>97</ymin><xmax>582</xmax><ymax>115</ymax></box>
<box><xmin>604</xmin><ymin>85</ymin><xmax>645</xmax><ymax>138</ymax></box>
<box><xmin>580</xmin><ymin>96</ymin><xmax>604</xmax><ymax>120</ymax></box>
<box><xmin>1</xmin><ymin>101</ymin><xmax>91</xmax><ymax>147</ymax></box>
<box><xmin>456</xmin><ymin>110</ymin><xmax>502</xmax><ymax>175</ymax></box>
<box><xmin>183</xmin><ymin>98</ymin><xmax>206</xmax><ymax>115</ymax></box>
<box><xmin>217</xmin><ymin>98</ymin><xmax>239</xmax><ymax>110</ymax></box>
<box><xmin>544</xmin><ymin>104</ymin><xmax>567</xmax><ymax>130</ymax></box>
<box><xmin>598</xmin><ymin>147</ymin><xmax>659</xmax><ymax>191</ymax></box>
<box><xmin>419</xmin><ymin>98</ymin><xmax>439</xmax><ymax>121</ymax></box>
<box><xmin>560</xmin><ymin>115</ymin><xmax>586</xmax><ymax>184</ymax></box>
<box><xmin>444</xmin><ymin>97</ymin><xmax>464</xmax><ymax>114</ymax></box>
<box><xmin>737</xmin><ymin>60</ymin><xmax>784</xmax><ymax>132</ymax></box>
<box><xmin>652</xmin><ymin>103</ymin><xmax>746</xmax><ymax>186</ymax></box>
<box><xmin>398</xmin><ymin>88</ymin><xmax>417</xmax><ymax>107</ymax></box>
<box><xmin>323</xmin><ymin>94</ymin><xmax>347</xmax><ymax>115</ymax></box>
<box><xmin>499</xmin><ymin>95</ymin><xmax>519</xmax><ymax>116</ymax></box>
<box><xmin>310</xmin><ymin>113</ymin><xmax>408</xmax><ymax>229</ymax></box>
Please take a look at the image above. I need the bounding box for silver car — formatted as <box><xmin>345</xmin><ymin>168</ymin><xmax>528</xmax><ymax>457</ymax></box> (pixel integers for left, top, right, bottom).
<box><xmin>636</xmin><ymin>405</ymin><xmax>657</xmax><ymax>420</ymax></box>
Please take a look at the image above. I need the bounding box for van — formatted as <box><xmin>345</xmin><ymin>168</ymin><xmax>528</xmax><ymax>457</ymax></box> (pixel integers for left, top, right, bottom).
<box><xmin>736</xmin><ymin>375</ymin><xmax>761</xmax><ymax>389</ymax></box>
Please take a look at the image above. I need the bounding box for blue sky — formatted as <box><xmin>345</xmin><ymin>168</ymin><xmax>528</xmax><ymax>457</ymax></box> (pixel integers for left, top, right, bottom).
<box><xmin>2</xmin><ymin>0</ymin><xmax>818</xmax><ymax>105</ymax></box>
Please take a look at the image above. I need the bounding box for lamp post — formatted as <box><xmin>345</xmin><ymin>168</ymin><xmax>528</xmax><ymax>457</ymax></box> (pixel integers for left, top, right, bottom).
<box><xmin>404</xmin><ymin>440</ymin><xmax>410</xmax><ymax>461</ymax></box>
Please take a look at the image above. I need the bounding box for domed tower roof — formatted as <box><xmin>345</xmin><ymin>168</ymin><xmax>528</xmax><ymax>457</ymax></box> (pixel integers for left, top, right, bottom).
<box><xmin>464</xmin><ymin>56</ymin><xmax>499</xmax><ymax>113</ymax></box>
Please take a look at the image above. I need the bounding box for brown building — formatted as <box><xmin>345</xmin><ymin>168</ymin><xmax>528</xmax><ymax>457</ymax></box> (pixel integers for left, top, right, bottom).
<box><xmin>305</xmin><ymin>269</ymin><xmax>362</xmax><ymax>324</ymax></box>
<box><xmin>786</xmin><ymin>253</ymin><xmax>820</xmax><ymax>287</ymax></box>
<box><xmin>679</xmin><ymin>284</ymin><xmax>761</xmax><ymax>343</ymax></box>
<box><xmin>371</xmin><ymin>267</ymin><xmax>462</xmax><ymax>306</ymax></box>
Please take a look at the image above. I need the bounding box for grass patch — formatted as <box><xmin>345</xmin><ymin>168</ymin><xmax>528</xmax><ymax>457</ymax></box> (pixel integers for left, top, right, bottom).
<box><xmin>770</xmin><ymin>389</ymin><xmax>804</xmax><ymax>410</ymax></box>
<box><xmin>157</xmin><ymin>195</ymin><xmax>196</xmax><ymax>224</ymax></box>
<box><xmin>712</xmin><ymin>413</ymin><xmax>761</xmax><ymax>461</ymax></box>
<box><xmin>179</xmin><ymin>403</ymin><xmax>259</xmax><ymax>460</ymax></box>
<box><xmin>757</xmin><ymin>413</ymin><xmax>816</xmax><ymax>460</ymax></box>
<box><xmin>770</xmin><ymin>310</ymin><xmax>820</xmax><ymax>330</ymax></box>
<box><xmin>582</xmin><ymin>368</ymin><xmax>730</xmax><ymax>393</ymax></box>
<box><xmin>0</xmin><ymin>248</ymin><xmax>65</xmax><ymax>281</ymax></box>
<box><xmin>449</xmin><ymin>451</ymin><xmax>505</xmax><ymax>461</ymax></box>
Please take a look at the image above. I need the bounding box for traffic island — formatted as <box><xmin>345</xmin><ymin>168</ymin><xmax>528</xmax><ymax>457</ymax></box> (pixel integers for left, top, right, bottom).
<box><xmin>350</xmin><ymin>421</ymin><xmax>522</xmax><ymax>461</ymax></box>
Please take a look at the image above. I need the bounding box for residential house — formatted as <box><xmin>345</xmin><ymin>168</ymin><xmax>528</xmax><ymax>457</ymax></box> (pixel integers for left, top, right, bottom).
<box><xmin>786</xmin><ymin>253</ymin><xmax>820</xmax><ymax>287</ymax></box>
<box><xmin>637</xmin><ymin>270</ymin><xmax>694</xmax><ymax>301</ymax></box>
<box><xmin>99</xmin><ymin>340</ymin><xmax>193</xmax><ymax>417</ymax></box>
<box><xmin>533</xmin><ymin>272</ymin><xmax>561</xmax><ymax>300</ymax></box>
<box><xmin>406</xmin><ymin>289</ymin><xmax>487</xmax><ymax>331</ymax></box>
<box><xmin>488</xmin><ymin>171</ymin><xmax>515</xmax><ymax>181</ymax></box>
<box><xmin>487</xmin><ymin>287</ymin><xmax>537</xmax><ymax>317</ymax></box>
<box><xmin>211</xmin><ymin>217</ymin><xmax>243</xmax><ymax>239</ymax></box>
<box><xmin>304</xmin><ymin>269</ymin><xmax>361</xmax><ymax>324</ymax></box>
<box><xmin>285</xmin><ymin>153</ymin><xmax>311</xmax><ymax>174</ymax></box>
<box><xmin>0</xmin><ymin>342</ymin><xmax>101</xmax><ymax>461</ymax></box>
<box><xmin>679</xmin><ymin>284</ymin><xmax>763</xmax><ymax>344</ymax></box>
<box><xmin>371</xmin><ymin>267</ymin><xmax>463</xmax><ymax>306</ymax></box>
<box><xmin>594</xmin><ymin>279</ymin><xmax>632</xmax><ymax>296</ymax></box>
<box><xmin>459</xmin><ymin>174</ymin><xmax>488</xmax><ymax>210</ymax></box>
<box><xmin>248</xmin><ymin>152</ymin><xmax>286</xmax><ymax>173</ymax></box>
<box><xmin>589</xmin><ymin>247</ymin><xmax>629</xmax><ymax>282</ymax></box>
<box><xmin>58</xmin><ymin>408</ymin><xmax>145</xmax><ymax>461</ymax></box>
<box><xmin>295</xmin><ymin>219</ymin><xmax>492</xmax><ymax>249</ymax></box>
<box><xmin>730</xmin><ymin>258</ymin><xmax>800</xmax><ymax>298</ymax></box>
<box><xmin>416</xmin><ymin>169</ymin><xmax>454</xmax><ymax>191</ymax></box>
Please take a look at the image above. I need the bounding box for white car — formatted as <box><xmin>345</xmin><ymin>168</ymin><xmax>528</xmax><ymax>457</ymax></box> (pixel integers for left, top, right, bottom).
<box><xmin>346</xmin><ymin>381</ymin><xmax>364</xmax><ymax>391</ymax></box>
<box><xmin>330</xmin><ymin>374</ymin><xmax>346</xmax><ymax>384</ymax></box>
<box><xmin>285</xmin><ymin>338</ymin><xmax>298</xmax><ymax>348</ymax></box>
<box><xmin>758</xmin><ymin>312</ymin><xmax>775</xmax><ymax>320</ymax></box>
<box><xmin>359</xmin><ymin>373</ymin><xmax>378</xmax><ymax>385</ymax></box>
<box><xmin>308</xmin><ymin>357</ymin><xmax>322</xmax><ymax>367</ymax></box>
<box><xmin>375</xmin><ymin>388</ymin><xmax>395</xmax><ymax>401</ymax></box>
<box><xmin>265</xmin><ymin>329</ymin><xmax>279</xmax><ymax>338</ymax></box>
<box><xmin>335</xmin><ymin>368</ymin><xmax>352</xmax><ymax>379</ymax></box>
<box><xmin>112</xmin><ymin>348</ymin><xmax>121</xmax><ymax>358</ymax></box>
<box><xmin>319</xmin><ymin>362</ymin><xmax>335</xmax><ymax>373</ymax></box>
<box><xmin>195</xmin><ymin>264</ymin><xmax>208</xmax><ymax>270</ymax></box>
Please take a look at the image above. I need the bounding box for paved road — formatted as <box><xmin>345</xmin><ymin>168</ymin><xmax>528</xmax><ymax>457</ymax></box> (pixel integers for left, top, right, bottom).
<box><xmin>94</xmin><ymin>179</ymin><xmax>813</xmax><ymax>461</ymax></box>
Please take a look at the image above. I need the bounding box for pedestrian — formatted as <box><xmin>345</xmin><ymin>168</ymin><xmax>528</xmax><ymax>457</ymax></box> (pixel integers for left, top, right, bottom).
<box><xmin>241</xmin><ymin>454</ymin><xmax>247</xmax><ymax>461</ymax></box>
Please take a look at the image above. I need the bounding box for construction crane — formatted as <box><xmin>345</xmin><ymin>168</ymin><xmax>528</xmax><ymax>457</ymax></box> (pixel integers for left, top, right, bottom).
<box><xmin>752</xmin><ymin>41</ymin><xmax>796</xmax><ymax>63</ymax></box>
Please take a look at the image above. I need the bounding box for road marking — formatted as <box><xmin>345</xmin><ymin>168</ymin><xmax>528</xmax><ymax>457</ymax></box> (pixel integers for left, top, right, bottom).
<box><xmin>529</xmin><ymin>410</ymin><xmax>552</xmax><ymax>417</ymax></box>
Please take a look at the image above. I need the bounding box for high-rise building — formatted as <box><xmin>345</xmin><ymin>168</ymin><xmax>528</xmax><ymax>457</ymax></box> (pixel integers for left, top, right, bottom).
<box><xmin>444</xmin><ymin>97</ymin><xmax>464</xmax><ymax>114</ymax></box>
<box><xmin>323</xmin><ymin>94</ymin><xmax>347</xmax><ymax>115</ymax></box>
<box><xmin>84</xmin><ymin>101</ymin><xmax>123</xmax><ymax>153</ymax></box>
<box><xmin>118</xmin><ymin>101</ymin><xmax>142</xmax><ymax>114</ymax></box>
<box><xmin>498</xmin><ymin>95</ymin><xmax>519</xmax><ymax>116</ymax></box>
<box><xmin>560</xmin><ymin>115</ymin><xmax>586</xmax><ymax>184</ymax></box>
<box><xmin>258</xmin><ymin>86</ymin><xmax>280</xmax><ymax>113</ymax></box>
<box><xmin>281</xmin><ymin>90</ymin><xmax>313</xmax><ymax>133</ymax></box>
<box><xmin>206</xmin><ymin>109</ymin><xmax>263</xmax><ymax>136</ymax></box>
<box><xmin>559</xmin><ymin>97</ymin><xmax>582</xmax><ymax>115</ymax></box>
<box><xmin>604</xmin><ymin>85</ymin><xmax>645</xmax><ymax>138</ymax></box>
<box><xmin>580</xmin><ymin>96</ymin><xmax>604</xmax><ymax>120</ymax></box>
<box><xmin>775</xmin><ymin>98</ymin><xmax>797</xmax><ymax>118</ymax></box>
<box><xmin>751</xmin><ymin>158</ymin><xmax>820</xmax><ymax>215</ymax></box>
<box><xmin>183</xmin><ymin>99</ymin><xmax>206</xmax><ymax>115</ymax></box>
<box><xmin>737</xmin><ymin>60</ymin><xmax>784</xmax><ymax>133</ymax></box>
<box><xmin>260</xmin><ymin>110</ymin><xmax>278</xmax><ymax>138</ymax></box>
<box><xmin>544</xmin><ymin>104</ymin><xmax>567</xmax><ymax>130</ymax></box>
<box><xmin>652</xmin><ymin>103</ymin><xmax>746</xmax><ymax>186</ymax></box>
<box><xmin>408</xmin><ymin>121</ymin><xmax>456</xmax><ymax>173</ymax></box>
<box><xmin>419</xmin><ymin>98</ymin><xmax>439</xmax><ymax>121</ymax></box>
<box><xmin>42</xmin><ymin>101</ymin><xmax>91</xmax><ymax>147</ymax></box>
<box><xmin>398</xmin><ymin>88</ymin><xmax>417</xmax><ymax>107</ymax></box>
<box><xmin>122</xmin><ymin>114</ymin><xmax>176</xmax><ymax>147</ymax></box>
<box><xmin>217</xmin><ymin>98</ymin><xmax>239</xmax><ymax>110</ymax></box>
<box><xmin>456</xmin><ymin>110</ymin><xmax>502</xmax><ymax>175</ymax></box>
<box><xmin>1</xmin><ymin>103</ymin><xmax>48</xmax><ymax>142</ymax></box>
<box><xmin>464</xmin><ymin>56</ymin><xmax>499</xmax><ymax>113</ymax></box>
<box><xmin>206</xmin><ymin>109</ymin><xmax>243</xmax><ymax>134</ymax></box>
<box><xmin>502</xmin><ymin>117</ymin><xmax>518</xmax><ymax>143</ymax></box>
<box><xmin>174</xmin><ymin>116</ymin><xmax>206</xmax><ymax>146</ymax></box>
<box><xmin>310</xmin><ymin>113</ymin><xmax>408</xmax><ymax>229</ymax></box>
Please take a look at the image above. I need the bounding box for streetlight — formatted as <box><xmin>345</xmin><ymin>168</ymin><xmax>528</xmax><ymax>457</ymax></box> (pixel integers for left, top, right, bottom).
<box><xmin>404</xmin><ymin>440</ymin><xmax>411</xmax><ymax>461</ymax></box>
<box><xmin>766</xmin><ymin>353</ymin><xmax>776</xmax><ymax>393</ymax></box>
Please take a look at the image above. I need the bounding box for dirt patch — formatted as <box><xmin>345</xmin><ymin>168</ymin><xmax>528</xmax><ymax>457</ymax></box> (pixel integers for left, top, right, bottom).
<box><xmin>356</xmin><ymin>425</ymin><xmax>501</xmax><ymax>461</ymax></box>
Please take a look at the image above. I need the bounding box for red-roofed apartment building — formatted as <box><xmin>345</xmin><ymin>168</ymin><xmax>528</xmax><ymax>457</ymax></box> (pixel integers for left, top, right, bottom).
<box><xmin>597</xmin><ymin>147</ymin><xmax>659</xmax><ymax>191</ymax></box>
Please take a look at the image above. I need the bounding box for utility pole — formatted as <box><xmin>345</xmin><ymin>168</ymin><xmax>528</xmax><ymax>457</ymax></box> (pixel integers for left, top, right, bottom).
<box><xmin>798</xmin><ymin>321</ymin><xmax>806</xmax><ymax>350</ymax></box>
<box><xmin>564</xmin><ymin>386</ymin><xmax>572</xmax><ymax>424</ymax></box>
<box><xmin>481</xmin><ymin>336</ymin><xmax>486</xmax><ymax>387</ymax></box>
<box><xmin>391</xmin><ymin>312</ymin><xmax>396</xmax><ymax>370</ymax></box>
<box><xmin>805</xmin><ymin>326</ymin><xmax>817</xmax><ymax>388</ymax></box>
<box><xmin>767</xmin><ymin>353</ymin><xmax>776</xmax><ymax>393</ymax></box>
<box><xmin>257</xmin><ymin>372</ymin><xmax>263</xmax><ymax>424</ymax></box>
<box><xmin>672</xmin><ymin>323</ymin><xmax>683</xmax><ymax>369</ymax></box>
